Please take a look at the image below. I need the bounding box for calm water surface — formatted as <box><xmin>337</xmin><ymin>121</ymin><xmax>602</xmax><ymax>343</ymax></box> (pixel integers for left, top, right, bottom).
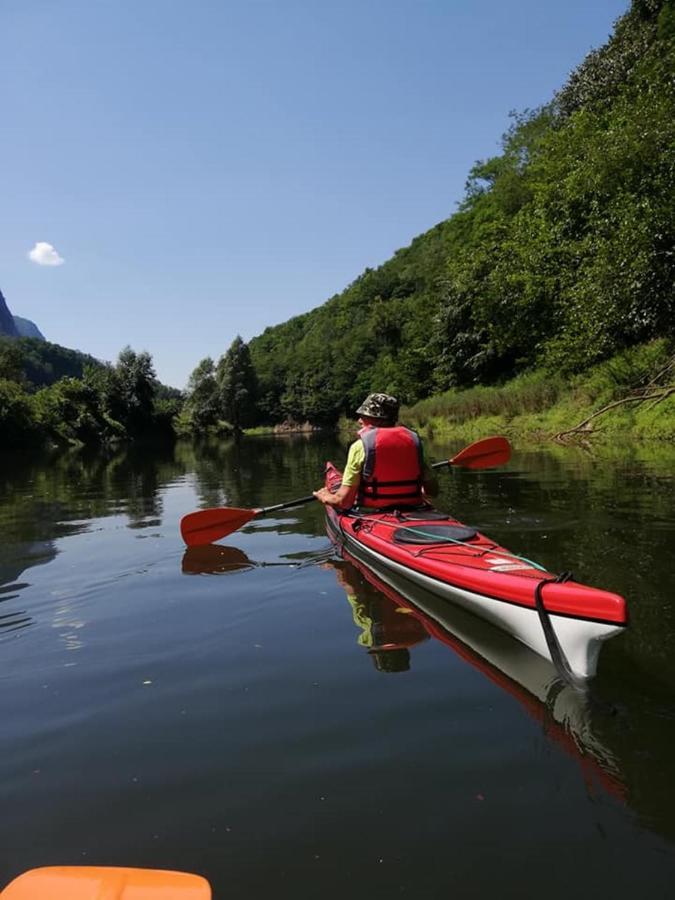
<box><xmin>1</xmin><ymin>435</ymin><xmax>674</xmax><ymax>898</ymax></box>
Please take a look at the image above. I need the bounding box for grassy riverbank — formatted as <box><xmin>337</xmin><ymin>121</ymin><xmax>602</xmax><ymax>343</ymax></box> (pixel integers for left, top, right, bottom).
<box><xmin>401</xmin><ymin>341</ymin><xmax>675</xmax><ymax>445</ymax></box>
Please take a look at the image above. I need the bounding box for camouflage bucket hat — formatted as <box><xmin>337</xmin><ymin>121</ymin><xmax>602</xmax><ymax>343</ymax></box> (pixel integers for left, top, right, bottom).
<box><xmin>356</xmin><ymin>392</ymin><xmax>400</xmax><ymax>422</ymax></box>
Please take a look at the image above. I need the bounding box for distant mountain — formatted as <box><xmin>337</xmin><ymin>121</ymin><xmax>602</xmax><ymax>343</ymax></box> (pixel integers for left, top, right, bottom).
<box><xmin>13</xmin><ymin>316</ymin><xmax>45</xmax><ymax>340</ymax></box>
<box><xmin>0</xmin><ymin>290</ymin><xmax>19</xmax><ymax>338</ymax></box>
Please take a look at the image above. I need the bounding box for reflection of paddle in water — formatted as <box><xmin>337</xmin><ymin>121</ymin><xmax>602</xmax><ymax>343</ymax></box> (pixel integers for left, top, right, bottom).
<box><xmin>181</xmin><ymin>543</ymin><xmax>335</xmax><ymax>575</ymax></box>
<box><xmin>182</xmin><ymin>544</ymin><xmax>257</xmax><ymax>575</ymax></box>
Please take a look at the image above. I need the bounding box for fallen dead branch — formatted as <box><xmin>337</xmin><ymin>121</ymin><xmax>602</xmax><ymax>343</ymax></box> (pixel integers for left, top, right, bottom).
<box><xmin>554</xmin><ymin>355</ymin><xmax>675</xmax><ymax>443</ymax></box>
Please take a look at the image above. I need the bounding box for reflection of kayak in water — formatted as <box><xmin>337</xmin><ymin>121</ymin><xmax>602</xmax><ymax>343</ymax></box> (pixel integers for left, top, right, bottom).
<box><xmin>330</xmin><ymin>542</ymin><xmax>625</xmax><ymax>801</ymax></box>
<box><xmin>324</xmin><ymin>462</ymin><xmax>627</xmax><ymax>681</ymax></box>
<box><xmin>0</xmin><ymin>866</ymin><xmax>210</xmax><ymax>898</ymax></box>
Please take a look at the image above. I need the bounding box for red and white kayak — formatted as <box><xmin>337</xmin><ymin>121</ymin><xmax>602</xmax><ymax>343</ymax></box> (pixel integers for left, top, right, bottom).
<box><xmin>324</xmin><ymin>462</ymin><xmax>627</xmax><ymax>680</ymax></box>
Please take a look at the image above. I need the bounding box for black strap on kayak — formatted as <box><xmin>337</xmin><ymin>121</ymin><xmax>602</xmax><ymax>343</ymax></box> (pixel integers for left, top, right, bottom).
<box><xmin>535</xmin><ymin>571</ymin><xmax>586</xmax><ymax>691</ymax></box>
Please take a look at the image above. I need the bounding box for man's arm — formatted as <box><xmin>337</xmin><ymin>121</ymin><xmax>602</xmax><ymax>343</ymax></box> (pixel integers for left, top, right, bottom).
<box><xmin>313</xmin><ymin>482</ymin><xmax>359</xmax><ymax>508</ymax></box>
<box><xmin>313</xmin><ymin>440</ymin><xmax>363</xmax><ymax>509</ymax></box>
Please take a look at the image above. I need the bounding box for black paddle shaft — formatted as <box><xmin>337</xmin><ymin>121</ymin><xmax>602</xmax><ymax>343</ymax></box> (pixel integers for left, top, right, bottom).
<box><xmin>257</xmin><ymin>495</ymin><xmax>316</xmax><ymax>515</ymax></box>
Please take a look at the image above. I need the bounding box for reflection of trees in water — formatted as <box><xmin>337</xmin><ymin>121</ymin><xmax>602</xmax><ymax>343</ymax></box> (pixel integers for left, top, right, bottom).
<box><xmin>178</xmin><ymin>433</ymin><xmax>344</xmax><ymax>524</ymax></box>
<box><xmin>0</xmin><ymin>443</ymin><xmax>186</xmax><ymax>547</ymax></box>
<box><xmin>0</xmin><ymin>442</ymin><xmax>189</xmax><ymax>621</ymax></box>
<box><xmin>0</xmin><ymin>441</ymin><xmax>188</xmax><ymax>638</ymax></box>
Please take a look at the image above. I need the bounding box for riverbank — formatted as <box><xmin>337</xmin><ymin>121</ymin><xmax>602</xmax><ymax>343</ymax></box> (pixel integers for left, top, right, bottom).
<box><xmin>245</xmin><ymin>420</ymin><xmax>322</xmax><ymax>436</ymax></box>
<box><xmin>401</xmin><ymin>341</ymin><xmax>675</xmax><ymax>445</ymax></box>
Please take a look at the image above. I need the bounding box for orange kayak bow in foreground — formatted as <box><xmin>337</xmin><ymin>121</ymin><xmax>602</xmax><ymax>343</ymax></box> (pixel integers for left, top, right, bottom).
<box><xmin>0</xmin><ymin>867</ymin><xmax>211</xmax><ymax>899</ymax></box>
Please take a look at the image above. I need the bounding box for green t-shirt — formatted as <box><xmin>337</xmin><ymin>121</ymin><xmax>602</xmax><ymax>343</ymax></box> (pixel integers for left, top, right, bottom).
<box><xmin>342</xmin><ymin>440</ymin><xmax>367</xmax><ymax>487</ymax></box>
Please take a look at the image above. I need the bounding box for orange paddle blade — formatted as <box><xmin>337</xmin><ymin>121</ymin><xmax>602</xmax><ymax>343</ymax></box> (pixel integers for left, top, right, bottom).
<box><xmin>180</xmin><ymin>506</ymin><xmax>258</xmax><ymax>547</ymax></box>
<box><xmin>0</xmin><ymin>866</ymin><xmax>211</xmax><ymax>899</ymax></box>
<box><xmin>448</xmin><ymin>435</ymin><xmax>511</xmax><ymax>469</ymax></box>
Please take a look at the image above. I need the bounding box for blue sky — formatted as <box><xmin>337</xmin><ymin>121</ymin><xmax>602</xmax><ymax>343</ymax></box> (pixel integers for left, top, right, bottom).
<box><xmin>1</xmin><ymin>0</ymin><xmax>628</xmax><ymax>389</ymax></box>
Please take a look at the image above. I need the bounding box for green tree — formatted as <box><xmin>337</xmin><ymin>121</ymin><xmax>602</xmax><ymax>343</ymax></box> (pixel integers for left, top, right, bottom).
<box><xmin>31</xmin><ymin>377</ymin><xmax>114</xmax><ymax>445</ymax></box>
<box><xmin>0</xmin><ymin>339</ymin><xmax>25</xmax><ymax>383</ymax></box>
<box><xmin>181</xmin><ymin>357</ymin><xmax>219</xmax><ymax>433</ymax></box>
<box><xmin>216</xmin><ymin>336</ymin><xmax>258</xmax><ymax>430</ymax></box>
<box><xmin>0</xmin><ymin>379</ymin><xmax>35</xmax><ymax>447</ymax></box>
<box><xmin>111</xmin><ymin>347</ymin><xmax>158</xmax><ymax>435</ymax></box>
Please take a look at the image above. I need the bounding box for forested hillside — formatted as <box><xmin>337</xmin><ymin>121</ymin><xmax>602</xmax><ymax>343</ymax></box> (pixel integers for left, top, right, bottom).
<box><xmin>247</xmin><ymin>0</ymin><xmax>674</xmax><ymax>426</ymax></box>
<box><xmin>0</xmin><ymin>338</ymin><xmax>183</xmax><ymax>450</ymax></box>
<box><xmin>0</xmin><ymin>336</ymin><xmax>106</xmax><ymax>388</ymax></box>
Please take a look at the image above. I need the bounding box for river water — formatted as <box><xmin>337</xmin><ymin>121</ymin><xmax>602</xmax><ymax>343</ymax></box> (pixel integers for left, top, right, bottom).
<box><xmin>1</xmin><ymin>434</ymin><xmax>674</xmax><ymax>898</ymax></box>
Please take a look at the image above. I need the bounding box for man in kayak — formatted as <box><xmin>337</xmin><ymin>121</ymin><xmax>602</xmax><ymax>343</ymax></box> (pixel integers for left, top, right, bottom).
<box><xmin>313</xmin><ymin>392</ymin><xmax>438</xmax><ymax>510</ymax></box>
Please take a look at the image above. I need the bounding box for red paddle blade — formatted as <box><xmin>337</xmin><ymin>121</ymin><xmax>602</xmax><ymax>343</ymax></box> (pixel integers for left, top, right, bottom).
<box><xmin>449</xmin><ymin>436</ymin><xmax>511</xmax><ymax>469</ymax></box>
<box><xmin>180</xmin><ymin>507</ymin><xmax>258</xmax><ymax>547</ymax></box>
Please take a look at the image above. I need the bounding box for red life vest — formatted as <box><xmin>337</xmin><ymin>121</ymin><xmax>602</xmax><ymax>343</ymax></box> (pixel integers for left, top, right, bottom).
<box><xmin>357</xmin><ymin>425</ymin><xmax>425</xmax><ymax>508</ymax></box>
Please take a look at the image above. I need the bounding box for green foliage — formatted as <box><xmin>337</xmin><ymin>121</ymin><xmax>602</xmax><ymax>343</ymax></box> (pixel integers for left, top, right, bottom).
<box><xmin>109</xmin><ymin>347</ymin><xmax>158</xmax><ymax>435</ymax></box>
<box><xmin>403</xmin><ymin>370</ymin><xmax>567</xmax><ymax>430</ymax></box>
<box><xmin>404</xmin><ymin>340</ymin><xmax>675</xmax><ymax>443</ymax></box>
<box><xmin>0</xmin><ymin>379</ymin><xmax>37</xmax><ymax>447</ymax></box>
<box><xmin>0</xmin><ymin>341</ymin><xmax>178</xmax><ymax>447</ymax></box>
<box><xmin>5</xmin><ymin>336</ymin><xmax>107</xmax><ymax>389</ymax></box>
<box><xmin>31</xmin><ymin>377</ymin><xmax>123</xmax><ymax>446</ymax></box>
<box><xmin>216</xmin><ymin>336</ymin><xmax>258</xmax><ymax>430</ymax></box>
<box><xmin>181</xmin><ymin>357</ymin><xmax>219</xmax><ymax>433</ymax></box>
<box><xmin>0</xmin><ymin>340</ymin><xmax>25</xmax><ymax>383</ymax></box>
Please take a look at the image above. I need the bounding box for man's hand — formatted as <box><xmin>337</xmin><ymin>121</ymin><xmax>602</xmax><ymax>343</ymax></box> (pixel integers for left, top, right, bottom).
<box><xmin>313</xmin><ymin>487</ymin><xmax>334</xmax><ymax>504</ymax></box>
<box><xmin>313</xmin><ymin>483</ymin><xmax>358</xmax><ymax>508</ymax></box>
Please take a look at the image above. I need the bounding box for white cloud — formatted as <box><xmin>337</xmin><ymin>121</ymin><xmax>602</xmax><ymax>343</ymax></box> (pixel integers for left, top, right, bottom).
<box><xmin>28</xmin><ymin>242</ymin><xmax>65</xmax><ymax>266</ymax></box>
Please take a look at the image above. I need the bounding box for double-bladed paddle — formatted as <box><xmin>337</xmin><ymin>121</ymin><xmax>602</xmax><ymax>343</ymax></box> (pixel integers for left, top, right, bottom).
<box><xmin>179</xmin><ymin>435</ymin><xmax>511</xmax><ymax>547</ymax></box>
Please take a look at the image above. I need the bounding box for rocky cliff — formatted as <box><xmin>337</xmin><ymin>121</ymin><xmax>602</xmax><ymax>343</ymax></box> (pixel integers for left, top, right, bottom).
<box><xmin>0</xmin><ymin>290</ymin><xmax>19</xmax><ymax>337</ymax></box>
